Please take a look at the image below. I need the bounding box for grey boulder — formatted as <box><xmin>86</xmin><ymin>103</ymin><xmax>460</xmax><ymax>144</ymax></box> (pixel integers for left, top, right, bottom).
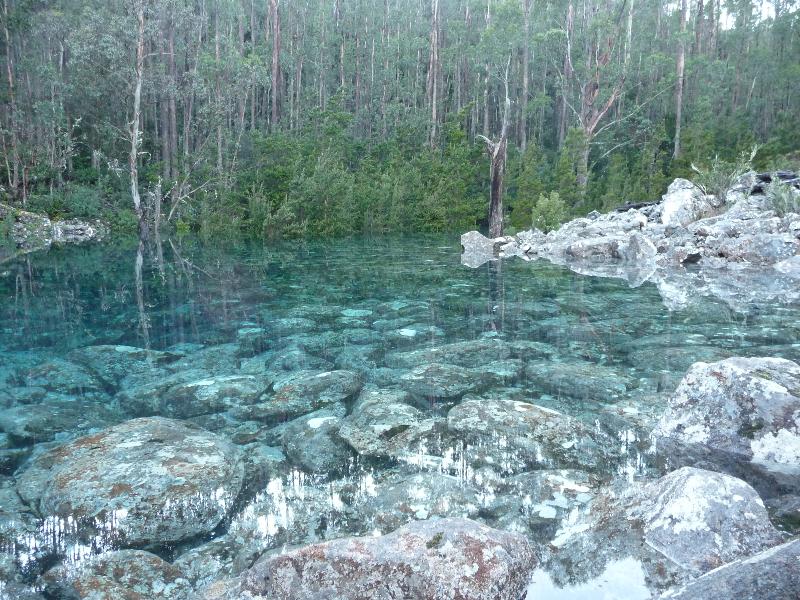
<box><xmin>15</xmin><ymin>417</ymin><xmax>244</xmax><ymax>547</ymax></box>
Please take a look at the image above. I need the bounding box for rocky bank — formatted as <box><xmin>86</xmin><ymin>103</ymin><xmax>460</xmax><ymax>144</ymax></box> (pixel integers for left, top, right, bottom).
<box><xmin>462</xmin><ymin>172</ymin><xmax>800</xmax><ymax>311</ymax></box>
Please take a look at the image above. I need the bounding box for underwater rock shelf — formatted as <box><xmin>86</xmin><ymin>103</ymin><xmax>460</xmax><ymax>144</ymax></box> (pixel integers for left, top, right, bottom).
<box><xmin>0</xmin><ymin>231</ymin><xmax>798</xmax><ymax>599</ymax></box>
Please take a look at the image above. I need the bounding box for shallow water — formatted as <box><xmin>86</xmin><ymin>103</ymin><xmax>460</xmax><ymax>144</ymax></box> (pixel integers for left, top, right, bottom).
<box><xmin>1</xmin><ymin>235</ymin><xmax>799</xmax><ymax>597</ymax></box>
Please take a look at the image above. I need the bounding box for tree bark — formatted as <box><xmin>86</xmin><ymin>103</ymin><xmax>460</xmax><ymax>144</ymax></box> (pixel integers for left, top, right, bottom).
<box><xmin>2</xmin><ymin>0</ymin><xmax>20</xmax><ymax>201</ymax></box>
<box><xmin>427</xmin><ymin>0</ymin><xmax>440</xmax><ymax>147</ymax></box>
<box><xmin>130</xmin><ymin>0</ymin><xmax>146</xmax><ymax>235</ymax></box>
<box><xmin>479</xmin><ymin>58</ymin><xmax>511</xmax><ymax>238</ymax></box>
<box><xmin>270</xmin><ymin>0</ymin><xmax>281</xmax><ymax>128</ymax></box>
<box><xmin>520</xmin><ymin>0</ymin><xmax>531</xmax><ymax>152</ymax></box>
<box><xmin>673</xmin><ymin>0</ymin><xmax>687</xmax><ymax>159</ymax></box>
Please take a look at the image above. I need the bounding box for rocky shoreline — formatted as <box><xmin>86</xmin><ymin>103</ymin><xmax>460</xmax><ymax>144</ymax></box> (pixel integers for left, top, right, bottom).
<box><xmin>0</xmin><ymin>202</ymin><xmax>107</xmax><ymax>262</ymax></box>
<box><xmin>462</xmin><ymin>173</ymin><xmax>800</xmax><ymax>311</ymax></box>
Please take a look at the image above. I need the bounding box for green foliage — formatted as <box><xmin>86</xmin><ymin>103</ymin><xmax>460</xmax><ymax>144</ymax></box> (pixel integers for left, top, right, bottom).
<box><xmin>766</xmin><ymin>180</ymin><xmax>800</xmax><ymax>217</ymax></box>
<box><xmin>691</xmin><ymin>146</ymin><xmax>759</xmax><ymax>200</ymax></box>
<box><xmin>531</xmin><ymin>192</ymin><xmax>568</xmax><ymax>233</ymax></box>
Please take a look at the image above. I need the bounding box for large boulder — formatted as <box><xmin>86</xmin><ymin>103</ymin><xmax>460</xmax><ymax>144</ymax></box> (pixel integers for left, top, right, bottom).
<box><xmin>660</xmin><ymin>179</ymin><xmax>714</xmax><ymax>227</ymax></box>
<box><xmin>548</xmin><ymin>467</ymin><xmax>782</xmax><ymax>590</ymax></box>
<box><xmin>660</xmin><ymin>539</ymin><xmax>800</xmax><ymax>600</ymax></box>
<box><xmin>240</xmin><ymin>370</ymin><xmax>362</xmax><ymax>423</ymax></box>
<box><xmin>447</xmin><ymin>399</ymin><xmax>618</xmax><ymax>471</ymax></box>
<box><xmin>525</xmin><ymin>360</ymin><xmax>633</xmax><ymax>402</ymax></box>
<box><xmin>15</xmin><ymin>417</ymin><xmax>244</xmax><ymax>547</ymax></box>
<box><xmin>43</xmin><ymin>550</ymin><xmax>192</xmax><ymax>600</ymax></box>
<box><xmin>338</xmin><ymin>389</ymin><xmax>435</xmax><ymax>459</ymax></box>
<box><xmin>226</xmin><ymin>517</ymin><xmax>536</xmax><ymax>600</ymax></box>
<box><xmin>280</xmin><ymin>406</ymin><xmax>353</xmax><ymax>474</ymax></box>
<box><xmin>653</xmin><ymin>357</ymin><xmax>800</xmax><ymax>482</ymax></box>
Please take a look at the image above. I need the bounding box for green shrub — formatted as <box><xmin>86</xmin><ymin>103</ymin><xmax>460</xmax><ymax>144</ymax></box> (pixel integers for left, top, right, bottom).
<box><xmin>531</xmin><ymin>191</ymin><xmax>568</xmax><ymax>233</ymax></box>
<box><xmin>766</xmin><ymin>180</ymin><xmax>800</xmax><ymax>217</ymax></box>
<box><xmin>691</xmin><ymin>146</ymin><xmax>758</xmax><ymax>200</ymax></box>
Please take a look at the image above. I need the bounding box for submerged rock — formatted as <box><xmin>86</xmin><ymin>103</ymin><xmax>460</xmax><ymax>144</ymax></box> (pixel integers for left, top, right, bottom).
<box><xmin>226</xmin><ymin>517</ymin><xmax>536</xmax><ymax>600</ymax></box>
<box><xmin>15</xmin><ymin>417</ymin><xmax>244</xmax><ymax>547</ymax></box>
<box><xmin>364</xmin><ymin>472</ymin><xmax>482</xmax><ymax>532</ymax></box>
<box><xmin>281</xmin><ymin>406</ymin><xmax>353</xmax><ymax>474</ymax></box>
<box><xmin>117</xmin><ymin>372</ymin><xmax>267</xmax><ymax>419</ymax></box>
<box><xmin>43</xmin><ymin>549</ymin><xmax>192</xmax><ymax>600</ymax></box>
<box><xmin>67</xmin><ymin>345</ymin><xmax>183</xmax><ymax>390</ymax></box>
<box><xmin>400</xmin><ymin>362</ymin><xmax>489</xmax><ymax>400</ymax></box>
<box><xmin>21</xmin><ymin>358</ymin><xmax>107</xmax><ymax>395</ymax></box>
<box><xmin>338</xmin><ymin>389</ymin><xmax>431</xmax><ymax>458</ymax></box>
<box><xmin>447</xmin><ymin>399</ymin><xmax>618</xmax><ymax>471</ymax></box>
<box><xmin>241</xmin><ymin>370</ymin><xmax>362</xmax><ymax>423</ymax></box>
<box><xmin>0</xmin><ymin>397</ymin><xmax>119</xmax><ymax>443</ymax></box>
<box><xmin>525</xmin><ymin>360</ymin><xmax>632</xmax><ymax>402</ymax></box>
<box><xmin>385</xmin><ymin>338</ymin><xmax>512</xmax><ymax>369</ymax></box>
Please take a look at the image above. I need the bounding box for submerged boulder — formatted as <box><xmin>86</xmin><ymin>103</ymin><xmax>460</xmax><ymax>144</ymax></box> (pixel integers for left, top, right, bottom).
<box><xmin>43</xmin><ymin>549</ymin><xmax>192</xmax><ymax>600</ymax></box>
<box><xmin>242</xmin><ymin>370</ymin><xmax>362</xmax><ymax>423</ymax></box>
<box><xmin>229</xmin><ymin>517</ymin><xmax>536</xmax><ymax>600</ymax></box>
<box><xmin>280</xmin><ymin>406</ymin><xmax>353</xmax><ymax>474</ymax></box>
<box><xmin>338</xmin><ymin>389</ymin><xmax>433</xmax><ymax>458</ymax></box>
<box><xmin>447</xmin><ymin>399</ymin><xmax>618</xmax><ymax>471</ymax></box>
<box><xmin>15</xmin><ymin>417</ymin><xmax>244</xmax><ymax>547</ymax></box>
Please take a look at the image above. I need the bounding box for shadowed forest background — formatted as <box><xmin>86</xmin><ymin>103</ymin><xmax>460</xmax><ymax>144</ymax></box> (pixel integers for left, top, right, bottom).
<box><xmin>1</xmin><ymin>0</ymin><xmax>798</xmax><ymax>237</ymax></box>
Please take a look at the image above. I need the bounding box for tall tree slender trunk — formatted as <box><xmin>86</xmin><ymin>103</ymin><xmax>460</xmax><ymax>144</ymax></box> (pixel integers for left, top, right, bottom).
<box><xmin>270</xmin><ymin>0</ymin><xmax>280</xmax><ymax>128</ymax></box>
<box><xmin>520</xmin><ymin>0</ymin><xmax>531</xmax><ymax>152</ymax></box>
<box><xmin>427</xmin><ymin>0</ymin><xmax>440</xmax><ymax>147</ymax></box>
<box><xmin>479</xmin><ymin>58</ymin><xmax>511</xmax><ymax>238</ymax></box>
<box><xmin>558</xmin><ymin>2</ymin><xmax>574</xmax><ymax>149</ymax></box>
<box><xmin>130</xmin><ymin>0</ymin><xmax>147</xmax><ymax>235</ymax></box>
<box><xmin>673</xmin><ymin>0</ymin><xmax>687</xmax><ymax>159</ymax></box>
<box><xmin>2</xmin><ymin>0</ymin><xmax>20</xmax><ymax>201</ymax></box>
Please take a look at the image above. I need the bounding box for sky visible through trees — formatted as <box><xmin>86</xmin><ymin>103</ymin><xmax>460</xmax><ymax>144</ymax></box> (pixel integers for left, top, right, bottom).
<box><xmin>0</xmin><ymin>0</ymin><xmax>797</xmax><ymax>236</ymax></box>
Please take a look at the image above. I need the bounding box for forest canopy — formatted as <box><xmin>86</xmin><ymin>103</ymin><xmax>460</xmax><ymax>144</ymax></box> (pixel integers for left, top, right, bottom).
<box><xmin>0</xmin><ymin>0</ymin><xmax>798</xmax><ymax>237</ymax></box>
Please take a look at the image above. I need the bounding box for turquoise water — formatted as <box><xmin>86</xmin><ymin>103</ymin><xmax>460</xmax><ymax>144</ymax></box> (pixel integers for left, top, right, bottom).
<box><xmin>1</xmin><ymin>235</ymin><xmax>799</xmax><ymax>597</ymax></box>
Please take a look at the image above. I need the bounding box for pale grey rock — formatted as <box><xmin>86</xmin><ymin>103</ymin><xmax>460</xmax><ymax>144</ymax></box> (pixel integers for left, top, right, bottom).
<box><xmin>15</xmin><ymin>417</ymin><xmax>244</xmax><ymax>546</ymax></box>
<box><xmin>548</xmin><ymin>468</ymin><xmax>783</xmax><ymax>594</ymax></box>
<box><xmin>661</xmin><ymin>179</ymin><xmax>713</xmax><ymax>227</ymax></box>
<box><xmin>653</xmin><ymin>357</ymin><xmax>800</xmax><ymax>477</ymax></box>
<box><xmin>447</xmin><ymin>399</ymin><xmax>619</xmax><ymax>471</ymax></box>
<box><xmin>43</xmin><ymin>549</ymin><xmax>192</xmax><ymax>600</ymax></box>
<box><xmin>233</xmin><ymin>518</ymin><xmax>536</xmax><ymax>600</ymax></box>
<box><xmin>660</xmin><ymin>539</ymin><xmax>800</xmax><ymax>600</ymax></box>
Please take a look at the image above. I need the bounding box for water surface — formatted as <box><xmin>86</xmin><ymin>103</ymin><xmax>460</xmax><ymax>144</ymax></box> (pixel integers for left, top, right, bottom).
<box><xmin>1</xmin><ymin>235</ymin><xmax>798</xmax><ymax>597</ymax></box>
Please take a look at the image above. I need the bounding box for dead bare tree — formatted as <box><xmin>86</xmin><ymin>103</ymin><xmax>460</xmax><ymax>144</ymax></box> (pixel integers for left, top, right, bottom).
<box><xmin>129</xmin><ymin>0</ymin><xmax>147</xmax><ymax>236</ymax></box>
<box><xmin>477</xmin><ymin>56</ymin><xmax>511</xmax><ymax>238</ymax></box>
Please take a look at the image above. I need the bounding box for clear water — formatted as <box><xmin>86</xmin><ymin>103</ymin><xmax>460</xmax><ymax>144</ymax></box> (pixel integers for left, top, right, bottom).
<box><xmin>1</xmin><ymin>235</ymin><xmax>798</xmax><ymax>597</ymax></box>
